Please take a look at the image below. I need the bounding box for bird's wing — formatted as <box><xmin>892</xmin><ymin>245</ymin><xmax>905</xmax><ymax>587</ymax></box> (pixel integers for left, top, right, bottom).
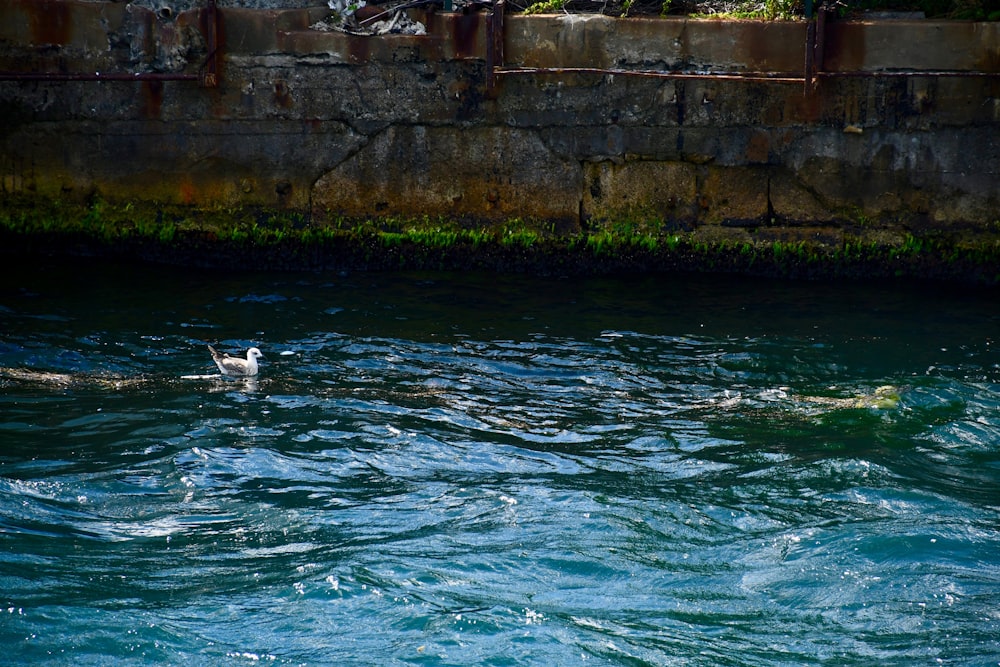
<box><xmin>208</xmin><ymin>345</ymin><xmax>249</xmax><ymax>374</ymax></box>
<box><xmin>218</xmin><ymin>356</ymin><xmax>249</xmax><ymax>374</ymax></box>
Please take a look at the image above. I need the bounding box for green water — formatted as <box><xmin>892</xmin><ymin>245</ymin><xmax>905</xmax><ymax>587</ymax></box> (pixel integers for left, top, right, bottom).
<box><xmin>1</xmin><ymin>260</ymin><xmax>998</xmax><ymax>665</ymax></box>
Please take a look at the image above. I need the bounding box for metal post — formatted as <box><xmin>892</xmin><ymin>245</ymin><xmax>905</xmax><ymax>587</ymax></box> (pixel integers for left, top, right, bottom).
<box><xmin>486</xmin><ymin>0</ymin><xmax>505</xmax><ymax>97</ymax></box>
<box><xmin>804</xmin><ymin>0</ymin><xmax>816</xmax><ymax>94</ymax></box>
<box><xmin>201</xmin><ymin>0</ymin><xmax>220</xmax><ymax>88</ymax></box>
<box><xmin>815</xmin><ymin>7</ymin><xmax>827</xmax><ymax>83</ymax></box>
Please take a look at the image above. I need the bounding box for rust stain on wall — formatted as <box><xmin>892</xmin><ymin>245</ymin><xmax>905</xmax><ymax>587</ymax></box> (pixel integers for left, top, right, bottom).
<box><xmin>273</xmin><ymin>80</ymin><xmax>293</xmax><ymax>108</ymax></box>
<box><xmin>203</xmin><ymin>6</ymin><xmax>227</xmax><ymax>118</ymax></box>
<box><xmin>28</xmin><ymin>0</ymin><xmax>71</xmax><ymax>46</ymax></box>
<box><xmin>739</xmin><ymin>22</ymin><xmax>799</xmax><ymax>73</ymax></box>
<box><xmin>451</xmin><ymin>12</ymin><xmax>481</xmax><ymax>60</ymax></box>
<box><xmin>745</xmin><ymin>130</ymin><xmax>770</xmax><ymax>164</ymax></box>
<box><xmin>179</xmin><ymin>176</ymin><xmax>197</xmax><ymax>205</ymax></box>
<box><xmin>140</xmin><ymin>80</ymin><xmax>164</xmax><ymax>118</ymax></box>
<box><xmin>822</xmin><ymin>23</ymin><xmax>866</xmax><ymax>73</ymax></box>
<box><xmin>347</xmin><ymin>34</ymin><xmax>370</xmax><ymax>64</ymax></box>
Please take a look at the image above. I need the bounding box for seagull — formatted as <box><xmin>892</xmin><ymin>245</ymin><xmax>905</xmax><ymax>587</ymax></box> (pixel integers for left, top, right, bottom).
<box><xmin>208</xmin><ymin>345</ymin><xmax>264</xmax><ymax>377</ymax></box>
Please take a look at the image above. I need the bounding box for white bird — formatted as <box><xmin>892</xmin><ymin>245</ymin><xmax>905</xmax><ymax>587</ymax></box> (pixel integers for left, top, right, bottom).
<box><xmin>208</xmin><ymin>345</ymin><xmax>264</xmax><ymax>376</ymax></box>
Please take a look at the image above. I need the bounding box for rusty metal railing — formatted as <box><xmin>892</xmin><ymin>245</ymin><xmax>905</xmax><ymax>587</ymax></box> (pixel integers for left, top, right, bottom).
<box><xmin>0</xmin><ymin>0</ymin><xmax>219</xmax><ymax>87</ymax></box>
<box><xmin>486</xmin><ymin>0</ymin><xmax>1000</xmax><ymax>96</ymax></box>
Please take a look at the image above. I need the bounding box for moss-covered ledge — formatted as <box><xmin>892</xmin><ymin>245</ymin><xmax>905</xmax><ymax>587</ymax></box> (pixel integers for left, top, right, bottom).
<box><xmin>1</xmin><ymin>198</ymin><xmax>998</xmax><ymax>285</ymax></box>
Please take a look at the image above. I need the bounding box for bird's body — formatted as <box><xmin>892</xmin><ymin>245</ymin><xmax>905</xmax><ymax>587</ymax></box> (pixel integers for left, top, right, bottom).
<box><xmin>208</xmin><ymin>345</ymin><xmax>263</xmax><ymax>376</ymax></box>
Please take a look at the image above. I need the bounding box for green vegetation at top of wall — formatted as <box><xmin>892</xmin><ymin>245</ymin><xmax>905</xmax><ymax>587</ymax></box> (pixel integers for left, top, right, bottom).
<box><xmin>678</xmin><ymin>0</ymin><xmax>801</xmax><ymax>20</ymax></box>
<box><xmin>517</xmin><ymin>0</ymin><xmax>1000</xmax><ymax>20</ymax></box>
<box><xmin>524</xmin><ymin>0</ymin><xmax>567</xmax><ymax>13</ymax></box>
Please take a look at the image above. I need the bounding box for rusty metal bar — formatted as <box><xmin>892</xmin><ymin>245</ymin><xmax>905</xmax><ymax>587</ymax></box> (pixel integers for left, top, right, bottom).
<box><xmin>817</xmin><ymin>70</ymin><xmax>1000</xmax><ymax>78</ymax></box>
<box><xmin>0</xmin><ymin>72</ymin><xmax>199</xmax><ymax>82</ymax></box>
<box><xmin>484</xmin><ymin>1</ymin><xmax>998</xmax><ymax>91</ymax></box>
<box><xmin>486</xmin><ymin>4</ymin><xmax>495</xmax><ymax>93</ymax></box>
<box><xmin>486</xmin><ymin>0</ymin><xmax>505</xmax><ymax>96</ymax></box>
<box><xmin>804</xmin><ymin>12</ymin><xmax>816</xmax><ymax>93</ymax></box>
<box><xmin>815</xmin><ymin>8</ymin><xmax>828</xmax><ymax>83</ymax></box>
<box><xmin>494</xmin><ymin>67</ymin><xmax>807</xmax><ymax>84</ymax></box>
<box><xmin>492</xmin><ymin>66</ymin><xmax>1000</xmax><ymax>85</ymax></box>
<box><xmin>202</xmin><ymin>0</ymin><xmax>219</xmax><ymax>88</ymax></box>
<box><xmin>805</xmin><ymin>8</ymin><xmax>830</xmax><ymax>94</ymax></box>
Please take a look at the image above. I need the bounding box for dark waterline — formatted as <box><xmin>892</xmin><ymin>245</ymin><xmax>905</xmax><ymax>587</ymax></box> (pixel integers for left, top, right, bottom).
<box><xmin>1</xmin><ymin>259</ymin><xmax>998</xmax><ymax>665</ymax></box>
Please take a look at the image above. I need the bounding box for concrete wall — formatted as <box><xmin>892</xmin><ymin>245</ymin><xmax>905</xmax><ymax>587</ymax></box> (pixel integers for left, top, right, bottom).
<box><xmin>1</xmin><ymin>0</ymin><xmax>999</xmax><ymax>240</ymax></box>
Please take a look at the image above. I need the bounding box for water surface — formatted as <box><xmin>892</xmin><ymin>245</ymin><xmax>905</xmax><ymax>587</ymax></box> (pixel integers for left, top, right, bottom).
<box><xmin>1</xmin><ymin>260</ymin><xmax>998</xmax><ymax>665</ymax></box>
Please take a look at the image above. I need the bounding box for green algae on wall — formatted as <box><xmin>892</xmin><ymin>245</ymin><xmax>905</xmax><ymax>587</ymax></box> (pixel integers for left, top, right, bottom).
<box><xmin>2</xmin><ymin>198</ymin><xmax>998</xmax><ymax>285</ymax></box>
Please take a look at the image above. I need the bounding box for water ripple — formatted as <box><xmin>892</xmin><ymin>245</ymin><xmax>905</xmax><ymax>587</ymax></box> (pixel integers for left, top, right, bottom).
<box><xmin>2</xmin><ymin>264</ymin><xmax>999</xmax><ymax>664</ymax></box>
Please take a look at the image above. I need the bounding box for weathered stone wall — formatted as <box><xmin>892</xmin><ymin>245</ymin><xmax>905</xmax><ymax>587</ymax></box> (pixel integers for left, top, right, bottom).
<box><xmin>1</xmin><ymin>0</ymin><xmax>998</xmax><ymax>242</ymax></box>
